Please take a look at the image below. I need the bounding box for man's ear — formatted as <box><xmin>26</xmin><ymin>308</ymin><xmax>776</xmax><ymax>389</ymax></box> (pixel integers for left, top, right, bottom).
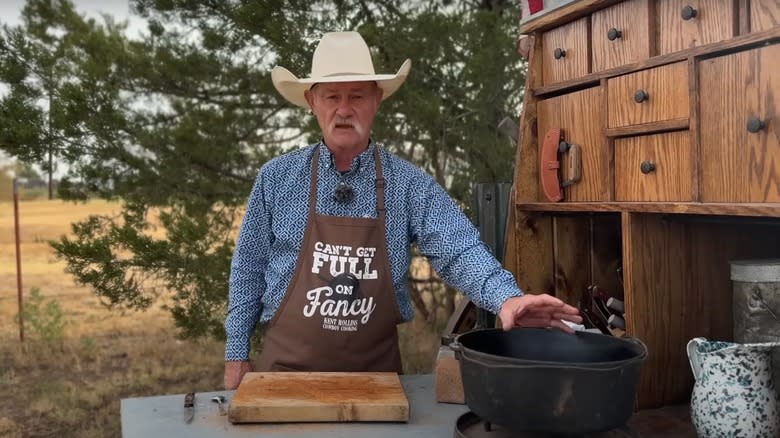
<box><xmin>304</xmin><ymin>87</ymin><xmax>316</xmax><ymax>110</ymax></box>
<box><xmin>374</xmin><ymin>82</ymin><xmax>383</xmax><ymax>105</ymax></box>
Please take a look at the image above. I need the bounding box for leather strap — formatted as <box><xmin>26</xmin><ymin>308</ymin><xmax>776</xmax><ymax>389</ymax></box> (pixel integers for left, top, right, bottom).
<box><xmin>541</xmin><ymin>128</ymin><xmax>563</xmax><ymax>202</ymax></box>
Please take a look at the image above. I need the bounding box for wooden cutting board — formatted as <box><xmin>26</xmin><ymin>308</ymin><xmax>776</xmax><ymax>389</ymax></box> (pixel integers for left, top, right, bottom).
<box><xmin>228</xmin><ymin>372</ymin><xmax>410</xmax><ymax>423</ymax></box>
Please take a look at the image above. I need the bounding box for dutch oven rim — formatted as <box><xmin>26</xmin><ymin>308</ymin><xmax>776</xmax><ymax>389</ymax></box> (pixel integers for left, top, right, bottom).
<box><xmin>450</xmin><ymin>327</ymin><xmax>648</xmax><ymax>370</ymax></box>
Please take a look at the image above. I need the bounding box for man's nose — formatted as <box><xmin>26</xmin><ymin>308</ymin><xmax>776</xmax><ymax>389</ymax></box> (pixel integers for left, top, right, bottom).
<box><xmin>335</xmin><ymin>97</ymin><xmax>353</xmax><ymax>116</ymax></box>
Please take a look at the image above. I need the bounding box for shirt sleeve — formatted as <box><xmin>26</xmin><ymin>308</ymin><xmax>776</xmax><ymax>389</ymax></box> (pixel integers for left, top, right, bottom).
<box><xmin>409</xmin><ymin>173</ymin><xmax>523</xmax><ymax>314</ymax></box>
<box><xmin>225</xmin><ymin>165</ymin><xmax>273</xmax><ymax>361</ymax></box>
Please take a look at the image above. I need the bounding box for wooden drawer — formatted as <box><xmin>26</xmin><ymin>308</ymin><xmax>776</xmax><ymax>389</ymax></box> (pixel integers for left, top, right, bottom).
<box><xmin>607</xmin><ymin>62</ymin><xmax>689</xmax><ymax>128</ymax></box>
<box><xmin>542</xmin><ymin>17</ymin><xmax>589</xmax><ymax>85</ymax></box>
<box><xmin>751</xmin><ymin>0</ymin><xmax>780</xmax><ymax>33</ymax></box>
<box><xmin>657</xmin><ymin>0</ymin><xmax>735</xmax><ymax>55</ymax></box>
<box><xmin>699</xmin><ymin>44</ymin><xmax>780</xmax><ymax>203</ymax></box>
<box><xmin>615</xmin><ymin>131</ymin><xmax>694</xmax><ymax>202</ymax></box>
<box><xmin>591</xmin><ymin>0</ymin><xmax>652</xmax><ymax>73</ymax></box>
<box><xmin>537</xmin><ymin>87</ymin><xmax>607</xmax><ymax>202</ymax></box>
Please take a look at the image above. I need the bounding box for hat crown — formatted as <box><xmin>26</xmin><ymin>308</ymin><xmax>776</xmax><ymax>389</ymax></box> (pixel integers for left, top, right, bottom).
<box><xmin>310</xmin><ymin>32</ymin><xmax>376</xmax><ymax>78</ymax></box>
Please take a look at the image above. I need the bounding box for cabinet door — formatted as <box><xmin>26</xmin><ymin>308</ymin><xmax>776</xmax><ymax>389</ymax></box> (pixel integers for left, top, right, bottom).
<box><xmin>615</xmin><ymin>131</ymin><xmax>694</xmax><ymax>202</ymax></box>
<box><xmin>542</xmin><ymin>17</ymin><xmax>589</xmax><ymax>85</ymax></box>
<box><xmin>591</xmin><ymin>0</ymin><xmax>652</xmax><ymax>72</ymax></box>
<box><xmin>537</xmin><ymin>87</ymin><xmax>607</xmax><ymax>202</ymax></box>
<box><xmin>699</xmin><ymin>44</ymin><xmax>780</xmax><ymax>202</ymax></box>
<box><xmin>751</xmin><ymin>0</ymin><xmax>780</xmax><ymax>33</ymax></box>
<box><xmin>657</xmin><ymin>0</ymin><xmax>735</xmax><ymax>55</ymax></box>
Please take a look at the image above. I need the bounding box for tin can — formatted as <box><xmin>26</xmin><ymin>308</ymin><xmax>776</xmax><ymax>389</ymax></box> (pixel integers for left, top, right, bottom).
<box><xmin>731</xmin><ymin>259</ymin><xmax>780</xmax><ymax>399</ymax></box>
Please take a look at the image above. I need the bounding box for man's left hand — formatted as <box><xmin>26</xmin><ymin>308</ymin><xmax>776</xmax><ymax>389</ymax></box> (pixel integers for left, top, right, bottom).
<box><xmin>498</xmin><ymin>294</ymin><xmax>583</xmax><ymax>333</ymax></box>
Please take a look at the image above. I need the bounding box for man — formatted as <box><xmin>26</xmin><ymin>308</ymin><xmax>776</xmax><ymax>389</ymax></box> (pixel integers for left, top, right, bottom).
<box><xmin>224</xmin><ymin>31</ymin><xmax>581</xmax><ymax>389</ymax></box>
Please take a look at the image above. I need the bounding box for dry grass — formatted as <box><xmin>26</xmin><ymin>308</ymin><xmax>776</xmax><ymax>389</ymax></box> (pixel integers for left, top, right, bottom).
<box><xmin>0</xmin><ymin>199</ymin><xmax>226</xmax><ymax>438</ymax></box>
<box><xmin>0</xmin><ymin>199</ymin><xmax>444</xmax><ymax>438</ymax></box>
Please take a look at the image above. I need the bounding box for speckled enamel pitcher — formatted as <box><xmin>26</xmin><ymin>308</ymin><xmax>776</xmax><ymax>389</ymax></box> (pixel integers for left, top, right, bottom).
<box><xmin>687</xmin><ymin>337</ymin><xmax>780</xmax><ymax>438</ymax></box>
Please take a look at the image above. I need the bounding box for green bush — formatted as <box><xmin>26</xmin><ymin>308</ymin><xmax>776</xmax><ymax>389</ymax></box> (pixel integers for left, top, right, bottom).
<box><xmin>19</xmin><ymin>288</ymin><xmax>67</xmax><ymax>344</ymax></box>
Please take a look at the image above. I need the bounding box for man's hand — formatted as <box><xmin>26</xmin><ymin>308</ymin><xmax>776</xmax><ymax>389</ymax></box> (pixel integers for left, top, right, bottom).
<box><xmin>498</xmin><ymin>294</ymin><xmax>583</xmax><ymax>333</ymax></box>
<box><xmin>224</xmin><ymin>360</ymin><xmax>252</xmax><ymax>390</ymax></box>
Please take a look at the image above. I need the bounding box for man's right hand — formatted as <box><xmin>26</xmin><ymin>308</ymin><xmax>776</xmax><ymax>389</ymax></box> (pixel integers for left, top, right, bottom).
<box><xmin>498</xmin><ymin>294</ymin><xmax>582</xmax><ymax>333</ymax></box>
<box><xmin>224</xmin><ymin>360</ymin><xmax>252</xmax><ymax>389</ymax></box>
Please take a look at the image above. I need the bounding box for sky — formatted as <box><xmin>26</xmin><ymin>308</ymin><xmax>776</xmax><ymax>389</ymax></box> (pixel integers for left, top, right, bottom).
<box><xmin>0</xmin><ymin>0</ymin><xmax>147</xmax><ymax>38</ymax></box>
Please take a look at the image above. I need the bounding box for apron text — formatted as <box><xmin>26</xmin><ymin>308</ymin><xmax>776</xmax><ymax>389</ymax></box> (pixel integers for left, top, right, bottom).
<box><xmin>303</xmin><ymin>286</ymin><xmax>377</xmax><ymax>324</ymax></box>
<box><xmin>311</xmin><ymin>241</ymin><xmax>378</xmax><ymax>279</ymax></box>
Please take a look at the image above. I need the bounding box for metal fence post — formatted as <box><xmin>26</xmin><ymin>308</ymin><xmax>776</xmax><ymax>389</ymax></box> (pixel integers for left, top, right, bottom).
<box><xmin>13</xmin><ymin>178</ymin><xmax>24</xmax><ymax>342</ymax></box>
<box><xmin>472</xmin><ymin>182</ymin><xmax>512</xmax><ymax>329</ymax></box>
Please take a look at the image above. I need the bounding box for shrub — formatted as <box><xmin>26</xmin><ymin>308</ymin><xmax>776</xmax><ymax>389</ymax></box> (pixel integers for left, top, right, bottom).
<box><xmin>19</xmin><ymin>288</ymin><xmax>67</xmax><ymax>344</ymax></box>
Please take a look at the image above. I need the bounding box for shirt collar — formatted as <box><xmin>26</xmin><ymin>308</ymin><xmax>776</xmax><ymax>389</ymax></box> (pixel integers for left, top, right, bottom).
<box><xmin>318</xmin><ymin>140</ymin><xmax>376</xmax><ymax>173</ymax></box>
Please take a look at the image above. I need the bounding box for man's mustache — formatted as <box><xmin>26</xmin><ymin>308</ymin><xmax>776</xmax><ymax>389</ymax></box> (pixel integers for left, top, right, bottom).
<box><xmin>333</xmin><ymin>119</ymin><xmax>363</xmax><ymax>134</ymax></box>
<box><xmin>334</xmin><ymin>118</ymin><xmax>355</xmax><ymax>128</ymax></box>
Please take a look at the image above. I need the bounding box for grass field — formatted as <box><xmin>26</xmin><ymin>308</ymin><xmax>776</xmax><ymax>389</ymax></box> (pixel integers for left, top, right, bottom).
<box><xmin>0</xmin><ymin>199</ymin><xmax>444</xmax><ymax>438</ymax></box>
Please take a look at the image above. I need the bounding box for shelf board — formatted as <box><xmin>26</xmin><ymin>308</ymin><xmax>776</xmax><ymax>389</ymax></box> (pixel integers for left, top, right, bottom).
<box><xmin>606</xmin><ymin>118</ymin><xmax>689</xmax><ymax>137</ymax></box>
<box><xmin>515</xmin><ymin>202</ymin><xmax>780</xmax><ymax>217</ymax></box>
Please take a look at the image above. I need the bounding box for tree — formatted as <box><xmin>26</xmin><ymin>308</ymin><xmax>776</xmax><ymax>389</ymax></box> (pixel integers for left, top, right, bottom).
<box><xmin>0</xmin><ymin>0</ymin><xmax>84</xmax><ymax>198</ymax></box>
<box><xmin>0</xmin><ymin>0</ymin><xmax>525</xmax><ymax>341</ymax></box>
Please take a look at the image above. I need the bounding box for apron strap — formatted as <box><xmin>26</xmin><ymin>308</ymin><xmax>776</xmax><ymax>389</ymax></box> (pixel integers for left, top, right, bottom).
<box><xmin>308</xmin><ymin>147</ymin><xmax>320</xmax><ymax>219</ymax></box>
<box><xmin>373</xmin><ymin>147</ymin><xmax>386</xmax><ymax>217</ymax></box>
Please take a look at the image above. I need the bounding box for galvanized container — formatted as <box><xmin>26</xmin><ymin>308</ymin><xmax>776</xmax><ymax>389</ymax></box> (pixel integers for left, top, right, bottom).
<box><xmin>731</xmin><ymin>259</ymin><xmax>780</xmax><ymax>398</ymax></box>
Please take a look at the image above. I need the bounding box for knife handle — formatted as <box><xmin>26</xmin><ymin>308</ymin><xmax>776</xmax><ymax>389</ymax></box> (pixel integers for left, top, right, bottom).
<box><xmin>608</xmin><ymin>314</ymin><xmax>626</xmax><ymax>330</ymax></box>
<box><xmin>606</xmin><ymin>297</ymin><xmax>625</xmax><ymax>314</ymax></box>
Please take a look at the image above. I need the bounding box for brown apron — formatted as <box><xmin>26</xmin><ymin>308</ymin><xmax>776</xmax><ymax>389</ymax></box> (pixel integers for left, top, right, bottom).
<box><xmin>256</xmin><ymin>146</ymin><xmax>403</xmax><ymax>373</ymax></box>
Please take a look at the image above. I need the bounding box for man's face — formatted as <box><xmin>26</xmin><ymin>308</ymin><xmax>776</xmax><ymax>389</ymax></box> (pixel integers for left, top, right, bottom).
<box><xmin>305</xmin><ymin>81</ymin><xmax>383</xmax><ymax>152</ymax></box>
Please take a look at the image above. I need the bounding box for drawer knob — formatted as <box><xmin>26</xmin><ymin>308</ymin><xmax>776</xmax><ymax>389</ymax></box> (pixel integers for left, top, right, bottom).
<box><xmin>681</xmin><ymin>5</ymin><xmax>698</xmax><ymax>20</ymax></box>
<box><xmin>607</xmin><ymin>28</ymin><xmax>623</xmax><ymax>41</ymax></box>
<box><xmin>747</xmin><ymin>117</ymin><xmax>767</xmax><ymax>133</ymax></box>
<box><xmin>554</xmin><ymin>48</ymin><xmax>566</xmax><ymax>59</ymax></box>
<box><xmin>634</xmin><ymin>89</ymin><xmax>649</xmax><ymax>103</ymax></box>
<box><xmin>640</xmin><ymin>161</ymin><xmax>656</xmax><ymax>174</ymax></box>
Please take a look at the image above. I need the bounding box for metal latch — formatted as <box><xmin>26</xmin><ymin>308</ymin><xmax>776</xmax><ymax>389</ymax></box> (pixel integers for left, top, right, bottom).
<box><xmin>558</xmin><ymin>140</ymin><xmax>582</xmax><ymax>188</ymax></box>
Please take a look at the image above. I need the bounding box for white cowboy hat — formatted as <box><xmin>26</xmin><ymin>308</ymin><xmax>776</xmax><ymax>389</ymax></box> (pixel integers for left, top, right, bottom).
<box><xmin>271</xmin><ymin>31</ymin><xmax>412</xmax><ymax>108</ymax></box>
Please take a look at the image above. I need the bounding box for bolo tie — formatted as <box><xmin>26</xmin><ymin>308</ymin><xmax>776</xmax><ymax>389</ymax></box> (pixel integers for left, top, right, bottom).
<box><xmin>334</xmin><ymin>181</ymin><xmax>355</xmax><ymax>203</ymax></box>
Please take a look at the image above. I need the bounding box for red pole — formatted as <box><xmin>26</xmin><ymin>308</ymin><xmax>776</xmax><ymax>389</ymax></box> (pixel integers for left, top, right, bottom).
<box><xmin>13</xmin><ymin>178</ymin><xmax>24</xmax><ymax>342</ymax></box>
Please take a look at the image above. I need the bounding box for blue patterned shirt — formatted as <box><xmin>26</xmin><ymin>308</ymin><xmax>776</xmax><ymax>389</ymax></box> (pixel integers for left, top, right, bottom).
<box><xmin>225</xmin><ymin>142</ymin><xmax>523</xmax><ymax>361</ymax></box>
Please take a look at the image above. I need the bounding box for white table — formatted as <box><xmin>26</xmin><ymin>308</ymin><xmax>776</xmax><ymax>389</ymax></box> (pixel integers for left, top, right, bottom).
<box><xmin>121</xmin><ymin>374</ymin><xmax>469</xmax><ymax>438</ymax></box>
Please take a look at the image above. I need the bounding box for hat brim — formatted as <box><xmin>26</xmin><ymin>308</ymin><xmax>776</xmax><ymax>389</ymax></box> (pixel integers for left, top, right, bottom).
<box><xmin>272</xmin><ymin>59</ymin><xmax>411</xmax><ymax>108</ymax></box>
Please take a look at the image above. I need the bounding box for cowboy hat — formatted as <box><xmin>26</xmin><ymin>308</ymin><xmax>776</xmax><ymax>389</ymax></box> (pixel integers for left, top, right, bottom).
<box><xmin>271</xmin><ymin>31</ymin><xmax>411</xmax><ymax>108</ymax></box>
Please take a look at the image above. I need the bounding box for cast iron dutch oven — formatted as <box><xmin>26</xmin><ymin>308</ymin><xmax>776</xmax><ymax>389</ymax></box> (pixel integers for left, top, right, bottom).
<box><xmin>450</xmin><ymin>327</ymin><xmax>648</xmax><ymax>435</ymax></box>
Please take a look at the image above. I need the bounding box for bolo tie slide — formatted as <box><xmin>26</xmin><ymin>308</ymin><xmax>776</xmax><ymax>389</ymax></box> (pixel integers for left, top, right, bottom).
<box><xmin>334</xmin><ymin>182</ymin><xmax>354</xmax><ymax>203</ymax></box>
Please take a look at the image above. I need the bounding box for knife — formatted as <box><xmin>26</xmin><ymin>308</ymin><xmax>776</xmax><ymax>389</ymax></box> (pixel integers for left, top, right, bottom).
<box><xmin>184</xmin><ymin>392</ymin><xmax>195</xmax><ymax>424</ymax></box>
<box><xmin>211</xmin><ymin>395</ymin><xmax>226</xmax><ymax>416</ymax></box>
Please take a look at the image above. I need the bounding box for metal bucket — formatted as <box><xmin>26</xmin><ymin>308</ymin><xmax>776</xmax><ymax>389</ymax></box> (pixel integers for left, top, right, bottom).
<box><xmin>731</xmin><ymin>259</ymin><xmax>780</xmax><ymax>399</ymax></box>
